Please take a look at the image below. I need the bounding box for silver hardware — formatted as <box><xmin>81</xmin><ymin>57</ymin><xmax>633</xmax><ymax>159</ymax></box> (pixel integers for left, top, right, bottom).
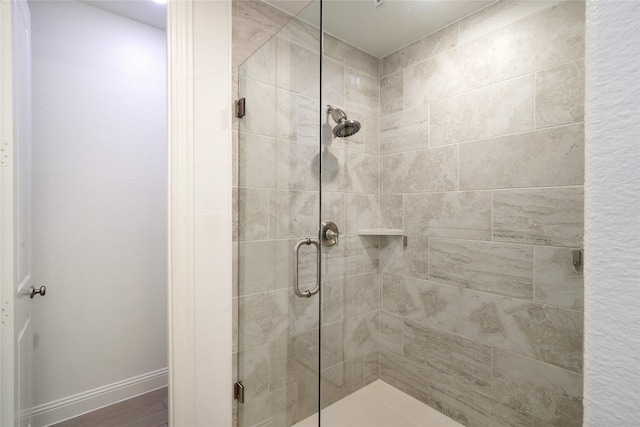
<box><xmin>293</xmin><ymin>238</ymin><xmax>320</xmax><ymax>298</ymax></box>
<box><xmin>235</xmin><ymin>98</ymin><xmax>246</xmax><ymax>118</ymax></box>
<box><xmin>403</xmin><ymin>235</ymin><xmax>408</xmax><ymax>248</ymax></box>
<box><xmin>320</xmin><ymin>220</ymin><xmax>339</xmax><ymax>247</ymax></box>
<box><xmin>572</xmin><ymin>249</ymin><xmax>582</xmax><ymax>269</ymax></box>
<box><xmin>234</xmin><ymin>381</ymin><xmax>245</xmax><ymax>403</ymax></box>
<box><xmin>29</xmin><ymin>285</ymin><xmax>46</xmax><ymax>298</ymax></box>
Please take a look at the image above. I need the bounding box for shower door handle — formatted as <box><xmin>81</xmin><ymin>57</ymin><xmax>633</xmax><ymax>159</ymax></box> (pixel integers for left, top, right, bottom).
<box><xmin>293</xmin><ymin>238</ymin><xmax>320</xmax><ymax>298</ymax></box>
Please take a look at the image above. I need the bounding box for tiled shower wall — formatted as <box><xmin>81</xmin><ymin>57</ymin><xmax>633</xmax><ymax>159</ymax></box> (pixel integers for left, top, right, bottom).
<box><xmin>377</xmin><ymin>2</ymin><xmax>585</xmax><ymax>427</ymax></box>
<box><xmin>232</xmin><ymin>2</ymin><xmax>382</xmax><ymax>425</ymax></box>
<box><xmin>233</xmin><ymin>1</ymin><xmax>585</xmax><ymax>426</ymax></box>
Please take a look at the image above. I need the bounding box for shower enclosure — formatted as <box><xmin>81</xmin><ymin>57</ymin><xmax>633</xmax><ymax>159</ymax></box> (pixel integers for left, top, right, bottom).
<box><xmin>234</xmin><ymin>0</ymin><xmax>585</xmax><ymax>426</ymax></box>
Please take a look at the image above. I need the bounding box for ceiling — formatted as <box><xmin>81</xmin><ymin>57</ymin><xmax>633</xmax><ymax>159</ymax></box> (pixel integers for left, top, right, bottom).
<box><xmin>82</xmin><ymin>0</ymin><xmax>166</xmax><ymax>30</ymax></box>
<box><xmin>268</xmin><ymin>0</ymin><xmax>494</xmax><ymax>58</ymax></box>
<box><xmin>78</xmin><ymin>0</ymin><xmax>495</xmax><ymax>58</ymax></box>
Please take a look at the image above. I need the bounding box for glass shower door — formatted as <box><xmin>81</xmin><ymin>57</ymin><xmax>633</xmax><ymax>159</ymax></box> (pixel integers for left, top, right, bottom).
<box><xmin>234</xmin><ymin>1</ymin><xmax>323</xmax><ymax>425</ymax></box>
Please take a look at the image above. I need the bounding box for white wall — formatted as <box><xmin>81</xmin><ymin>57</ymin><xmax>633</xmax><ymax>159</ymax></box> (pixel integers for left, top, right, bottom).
<box><xmin>584</xmin><ymin>0</ymin><xmax>640</xmax><ymax>425</ymax></box>
<box><xmin>29</xmin><ymin>0</ymin><xmax>167</xmax><ymax>419</ymax></box>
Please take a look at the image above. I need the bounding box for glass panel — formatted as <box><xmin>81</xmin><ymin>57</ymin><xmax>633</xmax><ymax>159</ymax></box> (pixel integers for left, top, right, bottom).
<box><xmin>235</xmin><ymin>1</ymin><xmax>322</xmax><ymax>426</ymax></box>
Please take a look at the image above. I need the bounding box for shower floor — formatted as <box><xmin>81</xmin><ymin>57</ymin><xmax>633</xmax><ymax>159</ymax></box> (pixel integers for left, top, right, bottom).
<box><xmin>293</xmin><ymin>380</ymin><xmax>463</xmax><ymax>427</ymax></box>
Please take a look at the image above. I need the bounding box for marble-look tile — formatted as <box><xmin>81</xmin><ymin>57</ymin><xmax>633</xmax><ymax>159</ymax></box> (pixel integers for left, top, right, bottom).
<box><xmin>459</xmin><ymin>0</ymin><xmax>562</xmax><ymax>45</ymax></box>
<box><xmin>536</xmin><ymin>59</ymin><xmax>585</xmax><ymax>128</ymax></box>
<box><xmin>364</xmin><ymin>114</ymin><xmax>380</xmax><ymax>156</ymax></box>
<box><xmin>232</xmin><ymin>131</ymin><xmax>239</xmax><ymax>187</ymax></box>
<box><xmin>276</xmin><ymin>37</ymin><xmax>320</xmax><ymax>98</ymax></box>
<box><xmin>287</xmin><ymin>329</ymin><xmax>321</xmax><ymax>380</ymax></box>
<box><xmin>459</xmin><ymin>289</ymin><xmax>583</xmax><ymax>372</ymax></box>
<box><xmin>404</xmin><ymin>191</ymin><xmax>492</xmax><ymax>240</ymax></box>
<box><xmin>238</xmin><ymin>344</ymin><xmax>270</xmax><ymax>401</ymax></box>
<box><xmin>238</xmin><ymin>383</ymin><xmax>298</xmax><ymax>427</ymax></box>
<box><xmin>239</xmin><ymin>34</ymin><xmax>277</xmax><ymax>87</ymax></box>
<box><xmin>379</xmin><ymin>310</ymin><xmax>404</xmax><ymax>355</ymax></box>
<box><xmin>288</xmin><ymin>92</ymin><xmax>320</xmax><ymax>145</ymax></box>
<box><xmin>321</xmin><ymin>235</ymin><xmax>379</xmax><ymax>279</ymax></box>
<box><xmin>430</xmin><ymin>75</ymin><xmax>534</xmax><ymax>146</ymax></box>
<box><xmin>278</xmin><ymin>17</ymin><xmax>321</xmax><ymax>54</ymax></box>
<box><xmin>324</xmin><ymin>33</ymin><xmax>380</xmax><ymax>78</ymax></box>
<box><xmin>237</xmin><ymin>0</ymin><xmax>292</xmax><ymax>34</ymax></box>
<box><xmin>383</xmin><ymin>23</ymin><xmax>459</xmax><ymax>76</ymax></box>
<box><xmin>321</xmin><ymin>276</ymin><xmax>346</xmax><ymax>325</ymax></box>
<box><xmin>404</xmin><ymin>35</ymin><xmax>494</xmax><ymax>108</ymax></box>
<box><xmin>322</xmin><ymin>192</ymin><xmax>345</xmax><ymax>236</ymax></box>
<box><xmin>382</xmin><ymin>146</ymin><xmax>458</xmax><ymax>193</ymax></box>
<box><xmin>232</xmin><ymin>187</ymin><xmax>239</xmax><ymax>242</ymax></box>
<box><xmin>532</xmin><ymin>417</ymin><xmax>555</xmax><ymax>427</ymax></box>
<box><xmin>493</xmin><ymin>349</ymin><xmax>583</xmax><ymax>427</ymax></box>
<box><xmin>269</xmin><ymin>190</ymin><xmax>319</xmax><ymax>239</ymax></box>
<box><xmin>345</xmin><ymin>67</ymin><xmax>380</xmax><ymax>117</ymax></box>
<box><xmin>233</xmin><ymin>16</ymin><xmax>275</xmax><ymax>68</ymax></box>
<box><xmin>493</xmin><ymin>187</ymin><xmax>584</xmax><ymax>247</ymax></box>
<box><xmin>276</xmin><ymin>140</ymin><xmax>318</xmax><ymax>191</ymax></box>
<box><xmin>382</xmin><ymin>273</ymin><xmax>458</xmax><ymax>333</ymax></box>
<box><xmin>296</xmin><ymin>370</ymin><xmax>319</xmax><ymax>422</ymax></box>
<box><xmin>238</xmin><ymin>132</ymin><xmax>278</xmax><ymax>188</ymax></box>
<box><xmin>232</xmin><ymin>297</ymin><xmax>239</xmax><ymax>353</ymax></box>
<box><xmin>380</xmin><ymin>194</ymin><xmax>403</xmax><ymax>230</ymax></box>
<box><xmin>380</xmin><ymin>235</ymin><xmax>429</xmax><ymax>280</ymax></box>
<box><xmin>429</xmin><ymin>239</ymin><xmax>534</xmax><ymax>299</ymax></box>
<box><xmin>237</xmin><ymin>187</ymin><xmax>269</xmax><ymax>241</ymax></box>
<box><xmin>380</xmin><ymin>71</ymin><xmax>403</xmax><ymax>115</ymax></box>
<box><xmin>404</xmin><ymin>321</ymin><xmax>492</xmax><ymax>394</ymax></box>
<box><xmin>493</xmin><ymin>1</ymin><xmax>585</xmax><ymax>82</ymax></box>
<box><xmin>239</xmin><ymin>77</ymin><xmax>278</xmax><ymax>138</ymax></box>
<box><xmin>322</xmin><ymin>149</ymin><xmax>379</xmax><ymax>194</ymax></box>
<box><xmin>288</xmin><ymin>291</ymin><xmax>320</xmax><ymax>335</ymax></box>
<box><xmin>459</xmin><ymin>124</ymin><xmax>584</xmax><ymax>190</ymax></box>
<box><xmin>270</xmin><ymin>337</ymin><xmax>287</xmax><ymax>391</ymax></box>
<box><xmin>238</xmin><ymin>289</ymin><xmax>288</xmax><ymax>350</ymax></box>
<box><xmin>322</xmin><ymin>322</ymin><xmax>346</xmax><ymax>369</ymax></box>
<box><xmin>237</xmin><ymin>240</ymin><xmax>290</xmax><ymax>296</ymax></box>
<box><xmin>534</xmin><ymin>246</ymin><xmax>584</xmax><ymax>311</ymax></box>
<box><xmin>380</xmin><ymin>104</ymin><xmax>429</xmax><ymax>155</ymax></box>
<box><xmin>322</xmin><ymin>57</ymin><xmax>345</xmax><ymax>107</ymax></box>
<box><xmin>345</xmin><ymin>194</ymin><xmax>380</xmax><ymax>235</ymax></box>
<box><xmin>344</xmin><ymin>273</ymin><xmax>380</xmax><ymax>318</ymax></box>
<box><xmin>364</xmin><ymin>351</ymin><xmax>379</xmax><ymax>385</ymax></box>
<box><xmin>321</xmin><ymin>356</ymin><xmax>365</xmax><ymax>408</ymax></box>
<box><xmin>428</xmin><ymin>372</ymin><xmax>532</xmax><ymax>427</ymax></box>
<box><xmin>344</xmin><ymin>310</ymin><xmax>379</xmax><ymax>360</ymax></box>
<box><xmin>379</xmin><ymin>350</ymin><xmax>430</xmax><ymax>404</ymax></box>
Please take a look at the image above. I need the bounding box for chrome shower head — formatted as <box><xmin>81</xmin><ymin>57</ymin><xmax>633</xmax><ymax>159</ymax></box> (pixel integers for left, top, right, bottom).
<box><xmin>326</xmin><ymin>105</ymin><xmax>361</xmax><ymax>138</ymax></box>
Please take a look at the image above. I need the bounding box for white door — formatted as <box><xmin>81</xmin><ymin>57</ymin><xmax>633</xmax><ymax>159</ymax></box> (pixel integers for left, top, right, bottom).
<box><xmin>1</xmin><ymin>0</ymin><xmax>35</xmax><ymax>426</ymax></box>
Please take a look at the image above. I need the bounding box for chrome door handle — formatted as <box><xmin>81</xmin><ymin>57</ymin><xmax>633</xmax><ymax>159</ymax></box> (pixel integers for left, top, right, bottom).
<box><xmin>293</xmin><ymin>238</ymin><xmax>320</xmax><ymax>298</ymax></box>
<box><xmin>29</xmin><ymin>285</ymin><xmax>46</xmax><ymax>298</ymax></box>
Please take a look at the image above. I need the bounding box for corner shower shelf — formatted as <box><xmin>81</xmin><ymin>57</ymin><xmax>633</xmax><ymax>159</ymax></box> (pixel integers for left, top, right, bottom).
<box><xmin>357</xmin><ymin>228</ymin><xmax>404</xmax><ymax>236</ymax></box>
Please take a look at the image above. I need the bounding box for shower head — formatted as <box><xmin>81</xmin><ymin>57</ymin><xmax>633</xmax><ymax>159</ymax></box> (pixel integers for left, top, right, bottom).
<box><xmin>326</xmin><ymin>105</ymin><xmax>362</xmax><ymax>138</ymax></box>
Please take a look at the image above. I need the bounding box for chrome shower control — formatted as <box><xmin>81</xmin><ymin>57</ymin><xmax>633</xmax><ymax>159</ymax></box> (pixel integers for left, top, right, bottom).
<box><xmin>321</xmin><ymin>221</ymin><xmax>339</xmax><ymax>247</ymax></box>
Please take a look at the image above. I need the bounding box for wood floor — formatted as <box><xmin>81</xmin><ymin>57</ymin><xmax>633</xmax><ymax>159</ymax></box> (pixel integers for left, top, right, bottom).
<box><xmin>51</xmin><ymin>387</ymin><xmax>168</xmax><ymax>427</ymax></box>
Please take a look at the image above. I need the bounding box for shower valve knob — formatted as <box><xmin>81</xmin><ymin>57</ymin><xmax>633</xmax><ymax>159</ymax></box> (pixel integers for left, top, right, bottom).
<box><xmin>321</xmin><ymin>221</ymin><xmax>339</xmax><ymax>247</ymax></box>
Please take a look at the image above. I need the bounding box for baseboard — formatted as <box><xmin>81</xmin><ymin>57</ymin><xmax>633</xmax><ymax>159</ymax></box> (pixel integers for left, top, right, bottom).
<box><xmin>33</xmin><ymin>368</ymin><xmax>168</xmax><ymax>427</ymax></box>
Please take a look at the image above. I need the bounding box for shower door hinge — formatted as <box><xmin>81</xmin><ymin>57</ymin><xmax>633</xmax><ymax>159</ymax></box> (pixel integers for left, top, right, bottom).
<box><xmin>234</xmin><ymin>381</ymin><xmax>245</xmax><ymax>403</ymax></box>
<box><xmin>235</xmin><ymin>98</ymin><xmax>246</xmax><ymax>118</ymax></box>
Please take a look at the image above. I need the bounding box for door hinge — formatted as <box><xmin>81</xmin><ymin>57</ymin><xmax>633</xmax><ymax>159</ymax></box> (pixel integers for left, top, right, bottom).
<box><xmin>235</xmin><ymin>98</ymin><xmax>246</xmax><ymax>118</ymax></box>
<box><xmin>234</xmin><ymin>381</ymin><xmax>245</xmax><ymax>403</ymax></box>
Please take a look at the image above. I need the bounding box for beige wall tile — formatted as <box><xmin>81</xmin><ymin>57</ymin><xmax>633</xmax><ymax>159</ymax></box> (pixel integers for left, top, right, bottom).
<box><xmin>344</xmin><ymin>310</ymin><xmax>379</xmax><ymax>359</ymax></box>
<box><xmin>459</xmin><ymin>124</ymin><xmax>584</xmax><ymax>190</ymax></box>
<box><xmin>238</xmin><ymin>289</ymin><xmax>288</xmax><ymax>350</ymax></box>
<box><xmin>238</xmin><ymin>132</ymin><xmax>278</xmax><ymax>188</ymax></box>
<box><xmin>535</xmin><ymin>59</ymin><xmax>585</xmax><ymax>128</ymax></box>
<box><xmin>459</xmin><ymin>289</ymin><xmax>583</xmax><ymax>372</ymax></box>
<box><xmin>381</xmin><ymin>71</ymin><xmax>403</xmax><ymax>115</ymax></box>
<box><xmin>382</xmin><ymin>273</ymin><xmax>458</xmax><ymax>333</ymax></box>
<box><xmin>233</xmin><ymin>16</ymin><xmax>276</xmax><ymax>68</ymax></box>
<box><xmin>380</xmin><ymin>104</ymin><xmax>429</xmax><ymax>155</ymax></box>
<box><xmin>383</xmin><ymin>23</ymin><xmax>459</xmax><ymax>77</ymax></box>
<box><xmin>429</xmin><ymin>239</ymin><xmax>534</xmax><ymax>299</ymax></box>
<box><xmin>269</xmin><ymin>190</ymin><xmax>319</xmax><ymax>239</ymax></box>
<box><xmin>345</xmin><ymin>67</ymin><xmax>380</xmax><ymax>117</ymax></box>
<box><xmin>237</xmin><ymin>0</ymin><xmax>293</xmax><ymax>33</ymax></box>
<box><xmin>364</xmin><ymin>114</ymin><xmax>380</xmax><ymax>155</ymax></box>
<box><xmin>493</xmin><ymin>187</ymin><xmax>584</xmax><ymax>247</ymax></box>
<box><xmin>379</xmin><ymin>310</ymin><xmax>404</xmax><ymax>355</ymax></box>
<box><xmin>493</xmin><ymin>349</ymin><xmax>583</xmax><ymax>427</ymax></box>
<box><xmin>345</xmin><ymin>194</ymin><xmax>380</xmax><ymax>234</ymax></box>
<box><xmin>324</xmin><ymin>33</ymin><xmax>380</xmax><ymax>78</ymax></box>
<box><xmin>321</xmin><ymin>356</ymin><xmax>365</xmax><ymax>408</ymax></box>
<box><xmin>380</xmin><ymin>194</ymin><xmax>403</xmax><ymax>229</ymax></box>
<box><xmin>430</xmin><ymin>75</ymin><xmax>534</xmax><ymax>146</ymax></box>
<box><xmin>364</xmin><ymin>351</ymin><xmax>379</xmax><ymax>385</ymax></box>
<box><xmin>380</xmin><ymin>235</ymin><xmax>429</xmax><ymax>280</ymax></box>
<box><xmin>379</xmin><ymin>351</ymin><xmax>429</xmax><ymax>404</ymax></box>
<box><xmin>534</xmin><ymin>246</ymin><xmax>584</xmax><ymax>311</ymax></box>
<box><xmin>382</xmin><ymin>146</ymin><xmax>458</xmax><ymax>194</ymax></box>
<box><xmin>237</xmin><ymin>187</ymin><xmax>269</xmax><ymax>241</ymax></box>
<box><xmin>404</xmin><ymin>321</ymin><xmax>492</xmax><ymax>394</ymax></box>
<box><xmin>404</xmin><ymin>191</ymin><xmax>492</xmax><ymax>240</ymax></box>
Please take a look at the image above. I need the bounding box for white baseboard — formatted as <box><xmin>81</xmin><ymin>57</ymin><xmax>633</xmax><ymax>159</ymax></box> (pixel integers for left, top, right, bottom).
<box><xmin>33</xmin><ymin>368</ymin><xmax>168</xmax><ymax>427</ymax></box>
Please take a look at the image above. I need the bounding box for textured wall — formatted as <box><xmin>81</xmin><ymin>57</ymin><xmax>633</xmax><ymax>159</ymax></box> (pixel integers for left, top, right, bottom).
<box><xmin>30</xmin><ymin>0</ymin><xmax>167</xmax><ymax>408</ymax></box>
<box><xmin>584</xmin><ymin>0</ymin><xmax>640</xmax><ymax>425</ymax></box>
<box><xmin>377</xmin><ymin>2</ymin><xmax>585</xmax><ymax>427</ymax></box>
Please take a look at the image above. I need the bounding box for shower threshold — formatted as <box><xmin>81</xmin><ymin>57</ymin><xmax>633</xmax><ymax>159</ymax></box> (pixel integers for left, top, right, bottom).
<box><xmin>293</xmin><ymin>380</ymin><xmax>463</xmax><ymax>427</ymax></box>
